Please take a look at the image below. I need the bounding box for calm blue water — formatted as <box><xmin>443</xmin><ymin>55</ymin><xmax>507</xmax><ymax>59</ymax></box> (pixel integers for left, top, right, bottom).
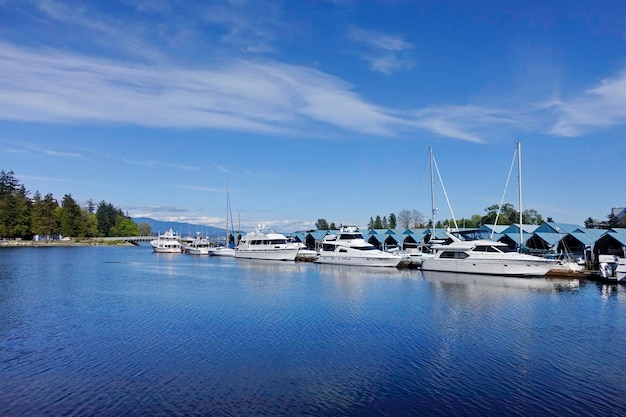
<box><xmin>1</xmin><ymin>246</ymin><xmax>625</xmax><ymax>417</ymax></box>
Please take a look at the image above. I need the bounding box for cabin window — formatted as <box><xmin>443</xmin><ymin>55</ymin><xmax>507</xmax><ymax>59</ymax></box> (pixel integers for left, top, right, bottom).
<box><xmin>440</xmin><ymin>251</ymin><xmax>469</xmax><ymax>259</ymax></box>
<box><xmin>340</xmin><ymin>234</ymin><xmax>362</xmax><ymax>240</ymax></box>
<box><xmin>473</xmin><ymin>245</ymin><xmax>502</xmax><ymax>253</ymax></box>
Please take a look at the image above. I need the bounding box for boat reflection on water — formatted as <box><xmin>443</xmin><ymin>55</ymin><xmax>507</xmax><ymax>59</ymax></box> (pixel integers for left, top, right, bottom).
<box><xmin>234</xmin><ymin>258</ymin><xmax>310</xmax><ymax>274</ymax></box>
<box><xmin>597</xmin><ymin>282</ymin><xmax>626</xmax><ymax>303</ymax></box>
<box><xmin>315</xmin><ymin>263</ymin><xmax>418</xmax><ymax>280</ymax></box>
<box><xmin>421</xmin><ymin>270</ymin><xmax>580</xmax><ymax>293</ymax></box>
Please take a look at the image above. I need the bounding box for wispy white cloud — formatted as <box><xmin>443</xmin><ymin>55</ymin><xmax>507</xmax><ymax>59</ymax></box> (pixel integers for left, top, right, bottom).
<box><xmin>73</xmin><ymin>145</ymin><xmax>202</xmax><ymax>172</ymax></box>
<box><xmin>348</xmin><ymin>26</ymin><xmax>415</xmax><ymax>74</ymax></box>
<box><xmin>547</xmin><ymin>69</ymin><xmax>626</xmax><ymax>136</ymax></box>
<box><xmin>29</xmin><ymin>146</ymin><xmax>82</xmax><ymax>158</ymax></box>
<box><xmin>0</xmin><ymin>43</ymin><xmax>403</xmax><ymax>136</ymax></box>
<box><xmin>169</xmin><ymin>184</ymin><xmax>224</xmax><ymax>193</ymax></box>
<box><xmin>18</xmin><ymin>174</ymin><xmax>72</xmax><ymax>183</ymax></box>
<box><xmin>408</xmin><ymin>104</ymin><xmax>531</xmax><ymax>143</ymax></box>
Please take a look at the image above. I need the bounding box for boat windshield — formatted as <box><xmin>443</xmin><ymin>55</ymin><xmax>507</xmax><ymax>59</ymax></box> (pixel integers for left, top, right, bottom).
<box><xmin>353</xmin><ymin>246</ymin><xmax>378</xmax><ymax>251</ymax></box>
<box><xmin>450</xmin><ymin>229</ymin><xmax>492</xmax><ymax>241</ymax></box>
<box><xmin>339</xmin><ymin>233</ymin><xmax>363</xmax><ymax>240</ymax></box>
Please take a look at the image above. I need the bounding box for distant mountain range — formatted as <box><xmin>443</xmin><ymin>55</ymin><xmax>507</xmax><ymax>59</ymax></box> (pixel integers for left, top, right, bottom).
<box><xmin>132</xmin><ymin>217</ymin><xmax>226</xmax><ymax>237</ymax></box>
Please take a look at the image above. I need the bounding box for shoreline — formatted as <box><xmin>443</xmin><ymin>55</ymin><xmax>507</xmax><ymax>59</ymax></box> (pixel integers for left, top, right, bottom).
<box><xmin>0</xmin><ymin>239</ymin><xmax>136</xmax><ymax>247</ymax></box>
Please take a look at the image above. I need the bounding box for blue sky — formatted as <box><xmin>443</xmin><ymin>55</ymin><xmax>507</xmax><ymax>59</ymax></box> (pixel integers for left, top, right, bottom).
<box><xmin>1</xmin><ymin>0</ymin><xmax>625</xmax><ymax>232</ymax></box>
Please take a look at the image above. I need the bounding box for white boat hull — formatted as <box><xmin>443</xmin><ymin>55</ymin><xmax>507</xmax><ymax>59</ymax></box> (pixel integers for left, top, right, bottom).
<box><xmin>421</xmin><ymin>257</ymin><xmax>555</xmax><ymax>277</ymax></box>
<box><xmin>208</xmin><ymin>247</ymin><xmax>236</xmax><ymax>257</ymax></box>
<box><xmin>235</xmin><ymin>247</ymin><xmax>299</xmax><ymax>261</ymax></box>
<box><xmin>152</xmin><ymin>246</ymin><xmax>182</xmax><ymax>254</ymax></box>
<box><xmin>314</xmin><ymin>252</ymin><xmax>402</xmax><ymax>267</ymax></box>
<box><xmin>599</xmin><ymin>257</ymin><xmax>626</xmax><ymax>281</ymax></box>
<box><xmin>186</xmin><ymin>247</ymin><xmax>210</xmax><ymax>255</ymax></box>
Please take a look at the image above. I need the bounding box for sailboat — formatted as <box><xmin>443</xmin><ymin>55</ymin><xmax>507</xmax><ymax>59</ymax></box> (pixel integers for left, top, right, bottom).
<box><xmin>208</xmin><ymin>180</ymin><xmax>236</xmax><ymax>257</ymax></box>
<box><xmin>421</xmin><ymin>142</ymin><xmax>558</xmax><ymax>277</ymax></box>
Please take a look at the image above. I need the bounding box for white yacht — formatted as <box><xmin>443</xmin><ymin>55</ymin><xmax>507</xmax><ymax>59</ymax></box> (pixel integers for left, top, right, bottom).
<box><xmin>208</xmin><ymin>245</ymin><xmax>235</xmax><ymax>257</ymax></box>
<box><xmin>235</xmin><ymin>225</ymin><xmax>300</xmax><ymax>261</ymax></box>
<box><xmin>420</xmin><ymin>229</ymin><xmax>557</xmax><ymax>277</ymax></box>
<box><xmin>185</xmin><ymin>235</ymin><xmax>210</xmax><ymax>255</ymax></box>
<box><xmin>314</xmin><ymin>226</ymin><xmax>402</xmax><ymax>267</ymax></box>
<box><xmin>598</xmin><ymin>255</ymin><xmax>626</xmax><ymax>282</ymax></box>
<box><xmin>150</xmin><ymin>228</ymin><xmax>183</xmax><ymax>253</ymax></box>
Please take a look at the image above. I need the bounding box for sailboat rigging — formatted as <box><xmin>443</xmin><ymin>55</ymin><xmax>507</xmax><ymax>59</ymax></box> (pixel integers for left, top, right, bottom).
<box><xmin>208</xmin><ymin>179</ymin><xmax>236</xmax><ymax>257</ymax></box>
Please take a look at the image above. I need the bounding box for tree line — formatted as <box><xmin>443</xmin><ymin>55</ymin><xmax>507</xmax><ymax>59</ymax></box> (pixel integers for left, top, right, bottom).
<box><xmin>314</xmin><ymin>204</ymin><xmax>548</xmax><ymax>232</ymax></box>
<box><xmin>0</xmin><ymin>170</ymin><xmax>149</xmax><ymax>239</ymax></box>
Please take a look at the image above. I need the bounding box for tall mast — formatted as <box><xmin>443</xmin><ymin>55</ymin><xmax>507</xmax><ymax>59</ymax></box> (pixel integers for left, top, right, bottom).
<box><xmin>430</xmin><ymin>147</ymin><xmax>436</xmax><ymax>240</ymax></box>
<box><xmin>517</xmin><ymin>141</ymin><xmax>523</xmax><ymax>252</ymax></box>
<box><xmin>225</xmin><ymin>179</ymin><xmax>230</xmax><ymax>245</ymax></box>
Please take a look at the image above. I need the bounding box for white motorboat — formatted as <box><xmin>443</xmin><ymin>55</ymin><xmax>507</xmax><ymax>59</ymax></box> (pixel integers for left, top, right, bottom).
<box><xmin>185</xmin><ymin>235</ymin><xmax>210</xmax><ymax>255</ymax></box>
<box><xmin>598</xmin><ymin>255</ymin><xmax>626</xmax><ymax>282</ymax></box>
<box><xmin>421</xmin><ymin>229</ymin><xmax>557</xmax><ymax>277</ymax></box>
<box><xmin>286</xmin><ymin>237</ymin><xmax>317</xmax><ymax>261</ymax></box>
<box><xmin>208</xmin><ymin>245</ymin><xmax>235</xmax><ymax>257</ymax></box>
<box><xmin>235</xmin><ymin>225</ymin><xmax>300</xmax><ymax>261</ymax></box>
<box><xmin>150</xmin><ymin>228</ymin><xmax>182</xmax><ymax>253</ymax></box>
<box><xmin>400</xmin><ymin>246</ymin><xmax>435</xmax><ymax>267</ymax></box>
<box><xmin>314</xmin><ymin>226</ymin><xmax>402</xmax><ymax>267</ymax></box>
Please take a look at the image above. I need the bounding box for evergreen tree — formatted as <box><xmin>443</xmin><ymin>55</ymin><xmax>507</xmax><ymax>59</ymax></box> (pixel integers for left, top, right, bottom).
<box><xmin>31</xmin><ymin>192</ymin><xmax>60</xmax><ymax>237</ymax></box>
<box><xmin>59</xmin><ymin>194</ymin><xmax>82</xmax><ymax>237</ymax></box>
<box><xmin>96</xmin><ymin>201</ymin><xmax>125</xmax><ymax>236</ymax></box>
<box><xmin>0</xmin><ymin>171</ymin><xmax>31</xmax><ymax>238</ymax></box>
<box><xmin>389</xmin><ymin>213</ymin><xmax>397</xmax><ymax>229</ymax></box>
<box><xmin>374</xmin><ymin>215</ymin><xmax>383</xmax><ymax>229</ymax></box>
<box><xmin>81</xmin><ymin>207</ymin><xmax>98</xmax><ymax>237</ymax></box>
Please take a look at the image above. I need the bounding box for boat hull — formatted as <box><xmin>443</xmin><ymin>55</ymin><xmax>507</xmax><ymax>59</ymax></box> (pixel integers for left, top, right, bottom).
<box><xmin>152</xmin><ymin>247</ymin><xmax>182</xmax><ymax>254</ymax></box>
<box><xmin>208</xmin><ymin>247</ymin><xmax>236</xmax><ymax>257</ymax></box>
<box><xmin>186</xmin><ymin>247</ymin><xmax>210</xmax><ymax>255</ymax></box>
<box><xmin>314</xmin><ymin>253</ymin><xmax>402</xmax><ymax>267</ymax></box>
<box><xmin>421</xmin><ymin>258</ymin><xmax>555</xmax><ymax>277</ymax></box>
<box><xmin>235</xmin><ymin>248</ymin><xmax>299</xmax><ymax>261</ymax></box>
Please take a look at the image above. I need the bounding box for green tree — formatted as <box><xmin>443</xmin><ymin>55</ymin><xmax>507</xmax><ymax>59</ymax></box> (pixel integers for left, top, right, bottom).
<box><xmin>607</xmin><ymin>212</ymin><xmax>620</xmax><ymax>228</ymax></box>
<box><xmin>470</xmin><ymin>214</ymin><xmax>482</xmax><ymax>227</ymax></box>
<box><xmin>315</xmin><ymin>218</ymin><xmax>330</xmax><ymax>230</ymax></box>
<box><xmin>382</xmin><ymin>216</ymin><xmax>388</xmax><ymax>229</ymax></box>
<box><xmin>81</xmin><ymin>207</ymin><xmax>98</xmax><ymax>237</ymax></box>
<box><xmin>59</xmin><ymin>194</ymin><xmax>83</xmax><ymax>237</ymax></box>
<box><xmin>116</xmin><ymin>217</ymin><xmax>139</xmax><ymax>236</ymax></box>
<box><xmin>388</xmin><ymin>213</ymin><xmax>397</xmax><ymax>229</ymax></box>
<box><xmin>522</xmin><ymin>209</ymin><xmax>543</xmax><ymax>225</ymax></box>
<box><xmin>138</xmin><ymin>222</ymin><xmax>151</xmax><ymax>235</ymax></box>
<box><xmin>329</xmin><ymin>222</ymin><xmax>337</xmax><ymax>230</ymax></box>
<box><xmin>374</xmin><ymin>215</ymin><xmax>383</xmax><ymax>229</ymax></box>
<box><xmin>31</xmin><ymin>192</ymin><xmax>60</xmax><ymax>237</ymax></box>
<box><xmin>0</xmin><ymin>171</ymin><xmax>32</xmax><ymax>238</ymax></box>
<box><xmin>96</xmin><ymin>201</ymin><xmax>126</xmax><ymax>236</ymax></box>
<box><xmin>482</xmin><ymin>203</ymin><xmax>516</xmax><ymax>225</ymax></box>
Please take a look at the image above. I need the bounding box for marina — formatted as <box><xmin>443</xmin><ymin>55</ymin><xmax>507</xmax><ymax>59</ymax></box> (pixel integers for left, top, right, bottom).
<box><xmin>1</xmin><ymin>246</ymin><xmax>625</xmax><ymax>417</ymax></box>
